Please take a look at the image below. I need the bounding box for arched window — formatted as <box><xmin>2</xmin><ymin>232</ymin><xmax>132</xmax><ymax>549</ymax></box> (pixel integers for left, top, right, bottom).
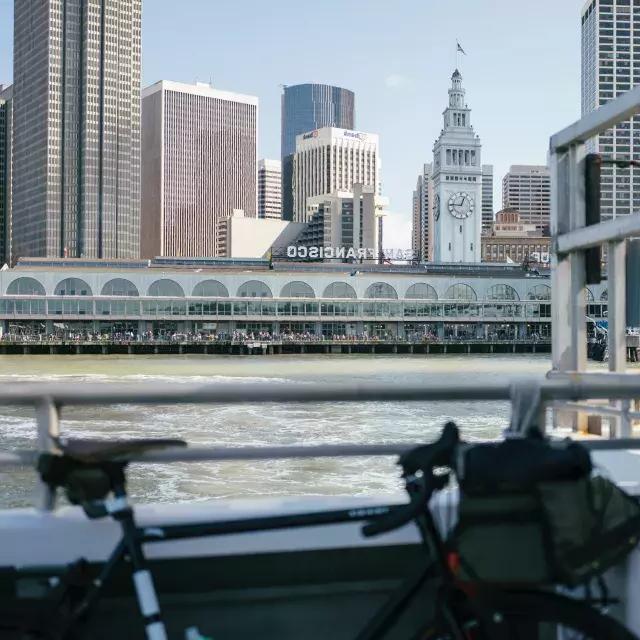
<box><xmin>237</xmin><ymin>280</ymin><xmax>273</xmax><ymax>298</ymax></box>
<box><xmin>192</xmin><ymin>280</ymin><xmax>229</xmax><ymax>297</ymax></box>
<box><xmin>527</xmin><ymin>285</ymin><xmax>551</xmax><ymax>301</ymax></box>
<box><xmin>365</xmin><ymin>282</ymin><xmax>398</xmax><ymax>299</ymax></box>
<box><xmin>280</xmin><ymin>281</ymin><xmax>315</xmax><ymax>298</ymax></box>
<box><xmin>147</xmin><ymin>279</ymin><xmax>185</xmax><ymax>297</ymax></box>
<box><xmin>444</xmin><ymin>284</ymin><xmax>477</xmax><ymax>301</ymax></box>
<box><xmin>586</xmin><ymin>288</ymin><xmax>594</xmax><ymax>302</ymax></box>
<box><xmin>405</xmin><ymin>283</ymin><xmax>438</xmax><ymax>300</ymax></box>
<box><xmin>600</xmin><ymin>289</ymin><xmax>608</xmax><ymax>302</ymax></box>
<box><xmin>322</xmin><ymin>282</ymin><xmax>357</xmax><ymax>299</ymax></box>
<box><xmin>54</xmin><ymin>278</ymin><xmax>92</xmax><ymax>296</ymax></box>
<box><xmin>101</xmin><ymin>278</ymin><xmax>139</xmax><ymax>297</ymax></box>
<box><xmin>486</xmin><ymin>284</ymin><xmax>520</xmax><ymax>301</ymax></box>
<box><xmin>7</xmin><ymin>277</ymin><xmax>45</xmax><ymax>296</ymax></box>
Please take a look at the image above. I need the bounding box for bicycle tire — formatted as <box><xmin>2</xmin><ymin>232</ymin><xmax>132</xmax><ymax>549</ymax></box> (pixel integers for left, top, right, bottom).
<box><xmin>420</xmin><ymin>588</ymin><xmax>638</xmax><ymax>640</ymax></box>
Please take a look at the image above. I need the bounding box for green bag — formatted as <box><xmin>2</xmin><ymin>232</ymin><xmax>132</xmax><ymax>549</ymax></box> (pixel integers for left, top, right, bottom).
<box><xmin>451</xmin><ymin>474</ymin><xmax>640</xmax><ymax>587</ymax></box>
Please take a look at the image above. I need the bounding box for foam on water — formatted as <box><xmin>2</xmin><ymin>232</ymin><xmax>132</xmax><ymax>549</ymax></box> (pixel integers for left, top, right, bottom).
<box><xmin>0</xmin><ymin>354</ymin><xmax>552</xmax><ymax>507</ymax></box>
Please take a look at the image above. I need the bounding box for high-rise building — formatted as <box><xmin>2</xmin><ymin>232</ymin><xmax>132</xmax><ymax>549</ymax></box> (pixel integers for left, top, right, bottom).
<box><xmin>0</xmin><ymin>85</ymin><xmax>12</xmax><ymax>266</ymax></box>
<box><xmin>502</xmin><ymin>165</ymin><xmax>550</xmax><ymax>232</ymax></box>
<box><xmin>141</xmin><ymin>81</ymin><xmax>258</xmax><ymax>258</ymax></box>
<box><xmin>411</xmin><ymin>163</ymin><xmax>433</xmax><ymax>262</ymax></box>
<box><xmin>481</xmin><ymin>165</ymin><xmax>494</xmax><ymax>232</ymax></box>
<box><xmin>432</xmin><ymin>70</ymin><xmax>483</xmax><ymax>263</ymax></box>
<box><xmin>258</xmin><ymin>159</ymin><xmax>282</xmax><ymax>220</ymax></box>
<box><xmin>281</xmin><ymin>84</ymin><xmax>355</xmax><ymax>220</ymax></box>
<box><xmin>12</xmin><ymin>0</ymin><xmax>142</xmax><ymax>261</ymax></box>
<box><xmin>292</xmin><ymin>127</ymin><xmax>379</xmax><ymax>223</ymax></box>
<box><xmin>582</xmin><ymin>0</ymin><xmax>640</xmax><ymax>220</ymax></box>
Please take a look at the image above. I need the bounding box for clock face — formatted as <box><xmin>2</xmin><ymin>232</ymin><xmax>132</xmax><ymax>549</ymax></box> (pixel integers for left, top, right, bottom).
<box><xmin>448</xmin><ymin>192</ymin><xmax>474</xmax><ymax>219</ymax></box>
<box><xmin>433</xmin><ymin>194</ymin><xmax>440</xmax><ymax>221</ymax></box>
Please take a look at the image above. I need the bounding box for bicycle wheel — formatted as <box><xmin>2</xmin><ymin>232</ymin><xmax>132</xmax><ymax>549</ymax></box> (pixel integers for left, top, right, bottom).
<box><xmin>419</xmin><ymin>589</ymin><xmax>638</xmax><ymax>640</ymax></box>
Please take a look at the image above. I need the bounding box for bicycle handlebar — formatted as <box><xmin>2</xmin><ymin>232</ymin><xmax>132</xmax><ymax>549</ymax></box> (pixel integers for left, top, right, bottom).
<box><xmin>361</xmin><ymin>422</ymin><xmax>459</xmax><ymax>538</ymax></box>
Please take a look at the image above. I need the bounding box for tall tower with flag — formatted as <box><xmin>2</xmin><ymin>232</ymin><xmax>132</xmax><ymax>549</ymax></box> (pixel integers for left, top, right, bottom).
<box><xmin>432</xmin><ymin>69</ymin><xmax>482</xmax><ymax>263</ymax></box>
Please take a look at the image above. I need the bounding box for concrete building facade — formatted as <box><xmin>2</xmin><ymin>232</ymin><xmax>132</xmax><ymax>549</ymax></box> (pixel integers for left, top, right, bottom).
<box><xmin>502</xmin><ymin>165</ymin><xmax>550</xmax><ymax>232</ymax></box>
<box><xmin>258</xmin><ymin>159</ymin><xmax>282</xmax><ymax>220</ymax></box>
<box><xmin>481</xmin><ymin>164</ymin><xmax>494</xmax><ymax>232</ymax></box>
<box><xmin>292</xmin><ymin>127</ymin><xmax>379</xmax><ymax>223</ymax></box>
<box><xmin>281</xmin><ymin>84</ymin><xmax>355</xmax><ymax>220</ymax></box>
<box><xmin>0</xmin><ymin>85</ymin><xmax>12</xmax><ymax>266</ymax></box>
<box><xmin>12</xmin><ymin>0</ymin><xmax>142</xmax><ymax>261</ymax></box>
<box><xmin>141</xmin><ymin>81</ymin><xmax>258</xmax><ymax>258</ymax></box>
<box><xmin>411</xmin><ymin>164</ymin><xmax>433</xmax><ymax>262</ymax></box>
<box><xmin>582</xmin><ymin>0</ymin><xmax>640</xmax><ymax>220</ymax></box>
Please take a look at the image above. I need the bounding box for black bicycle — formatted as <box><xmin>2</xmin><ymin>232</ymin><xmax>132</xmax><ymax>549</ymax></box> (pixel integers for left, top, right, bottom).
<box><xmin>4</xmin><ymin>425</ymin><xmax>639</xmax><ymax>640</ymax></box>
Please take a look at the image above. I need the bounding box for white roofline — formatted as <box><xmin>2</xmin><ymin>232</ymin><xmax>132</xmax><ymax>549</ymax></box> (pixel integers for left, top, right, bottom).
<box><xmin>142</xmin><ymin>80</ymin><xmax>258</xmax><ymax>106</ymax></box>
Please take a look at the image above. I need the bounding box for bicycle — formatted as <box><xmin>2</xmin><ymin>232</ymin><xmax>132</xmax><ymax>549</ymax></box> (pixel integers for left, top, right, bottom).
<box><xmin>6</xmin><ymin>425</ymin><xmax>639</xmax><ymax>639</ymax></box>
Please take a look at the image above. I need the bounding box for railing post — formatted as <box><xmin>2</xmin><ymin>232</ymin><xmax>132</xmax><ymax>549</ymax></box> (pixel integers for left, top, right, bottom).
<box><xmin>608</xmin><ymin>239</ymin><xmax>628</xmax><ymax>437</ymax></box>
<box><xmin>35</xmin><ymin>398</ymin><xmax>60</xmax><ymax>510</ymax></box>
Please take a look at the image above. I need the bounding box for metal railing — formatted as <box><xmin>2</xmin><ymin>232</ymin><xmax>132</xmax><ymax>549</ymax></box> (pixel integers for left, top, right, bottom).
<box><xmin>2</xmin><ymin>376</ymin><xmax>640</xmax><ymax>511</ymax></box>
<box><xmin>550</xmin><ymin>84</ymin><xmax>640</xmax><ymax>435</ymax></box>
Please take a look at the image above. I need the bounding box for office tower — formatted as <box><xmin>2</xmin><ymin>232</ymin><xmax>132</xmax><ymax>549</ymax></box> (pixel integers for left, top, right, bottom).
<box><xmin>412</xmin><ymin>163</ymin><xmax>433</xmax><ymax>262</ymax></box>
<box><xmin>12</xmin><ymin>0</ymin><xmax>142</xmax><ymax>260</ymax></box>
<box><xmin>432</xmin><ymin>70</ymin><xmax>483</xmax><ymax>263</ymax></box>
<box><xmin>502</xmin><ymin>165</ymin><xmax>551</xmax><ymax>232</ymax></box>
<box><xmin>582</xmin><ymin>0</ymin><xmax>640</xmax><ymax>220</ymax></box>
<box><xmin>281</xmin><ymin>84</ymin><xmax>355</xmax><ymax>220</ymax></box>
<box><xmin>481</xmin><ymin>164</ymin><xmax>494</xmax><ymax>232</ymax></box>
<box><xmin>0</xmin><ymin>85</ymin><xmax>12</xmax><ymax>266</ymax></box>
<box><xmin>141</xmin><ymin>81</ymin><xmax>258</xmax><ymax>258</ymax></box>
<box><xmin>258</xmin><ymin>159</ymin><xmax>282</xmax><ymax>219</ymax></box>
<box><xmin>292</xmin><ymin>127</ymin><xmax>379</xmax><ymax>222</ymax></box>
<box><xmin>294</xmin><ymin>184</ymin><xmax>388</xmax><ymax>262</ymax></box>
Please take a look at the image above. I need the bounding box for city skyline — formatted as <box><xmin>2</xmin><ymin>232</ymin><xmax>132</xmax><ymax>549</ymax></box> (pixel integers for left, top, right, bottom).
<box><xmin>0</xmin><ymin>0</ymin><xmax>582</xmax><ymax>251</ymax></box>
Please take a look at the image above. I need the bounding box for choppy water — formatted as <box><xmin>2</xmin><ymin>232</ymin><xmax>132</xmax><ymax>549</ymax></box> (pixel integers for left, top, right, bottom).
<box><xmin>0</xmin><ymin>354</ymin><xmax>553</xmax><ymax>508</ymax></box>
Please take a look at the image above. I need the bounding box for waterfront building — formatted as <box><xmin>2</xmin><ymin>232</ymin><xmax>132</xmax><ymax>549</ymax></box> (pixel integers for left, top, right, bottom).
<box><xmin>582</xmin><ymin>0</ymin><xmax>640</xmax><ymax>220</ymax></box>
<box><xmin>432</xmin><ymin>70</ymin><xmax>483</xmax><ymax>263</ymax></box>
<box><xmin>12</xmin><ymin>0</ymin><xmax>142</xmax><ymax>261</ymax></box>
<box><xmin>481</xmin><ymin>209</ymin><xmax>551</xmax><ymax>266</ymax></box>
<box><xmin>258</xmin><ymin>159</ymin><xmax>282</xmax><ymax>220</ymax></box>
<box><xmin>412</xmin><ymin>164</ymin><xmax>433</xmax><ymax>262</ymax></box>
<box><xmin>481</xmin><ymin>165</ymin><xmax>494</xmax><ymax>232</ymax></box>
<box><xmin>502</xmin><ymin>165</ymin><xmax>550</xmax><ymax>233</ymax></box>
<box><xmin>0</xmin><ymin>85</ymin><xmax>12</xmax><ymax>266</ymax></box>
<box><xmin>141</xmin><ymin>81</ymin><xmax>258</xmax><ymax>258</ymax></box>
<box><xmin>281</xmin><ymin>84</ymin><xmax>355</xmax><ymax>220</ymax></box>
<box><xmin>0</xmin><ymin>257</ymin><xmax>602</xmax><ymax>342</ymax></box>
<box><xmin>216</xmin><ymin>210</ymin><xmax>306</xmax><ymax>258</ymax></box>
<box><xmin>292</xmin><ymin>185</ymin><xmax>388</xmax><ymax>262</ymax></box>
<box><xmin>292</xmin><ymin>127</ymin><xmax>379</xmax><ymax>222</ymax></box>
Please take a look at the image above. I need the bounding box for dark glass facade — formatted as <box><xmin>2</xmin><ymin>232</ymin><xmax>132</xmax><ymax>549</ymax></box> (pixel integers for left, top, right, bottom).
<box><xmin>281</xmin><ymin>84</ymin><xmax>355</xmax><ymax>220</ymax></box>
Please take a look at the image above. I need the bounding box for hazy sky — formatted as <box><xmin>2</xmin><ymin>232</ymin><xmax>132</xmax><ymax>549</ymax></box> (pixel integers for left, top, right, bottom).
<box><xmin>0</xmin><ymin>0</ymin><xmax>583</xmax><ymax>249</ymax></box>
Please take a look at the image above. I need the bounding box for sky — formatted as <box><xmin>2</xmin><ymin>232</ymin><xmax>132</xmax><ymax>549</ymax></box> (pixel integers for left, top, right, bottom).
<box><xmin>0</xmin><ymin>0</ymin><xmax>583</xmax><ymax>250</ymax></box>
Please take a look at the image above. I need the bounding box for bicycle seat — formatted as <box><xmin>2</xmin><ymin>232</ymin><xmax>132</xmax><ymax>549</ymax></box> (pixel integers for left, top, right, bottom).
<box><xmin>55</xmin><ymin>437</ymin><xmax>187</xmax><ymax>463</ymax></box>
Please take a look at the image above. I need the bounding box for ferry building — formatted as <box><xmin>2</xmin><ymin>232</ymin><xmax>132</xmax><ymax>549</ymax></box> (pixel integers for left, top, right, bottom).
<box><xmin>0</xmin><ymin>258</ymin><xmax>608</xmax><ymax>343</ymax></box>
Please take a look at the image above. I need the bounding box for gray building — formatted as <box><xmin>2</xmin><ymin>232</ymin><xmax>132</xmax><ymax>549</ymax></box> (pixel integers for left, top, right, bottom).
<box><xmin>141</xmin><ymin>81</ymin><xmax>258</xmax><ymax>258</ymax></box>
<box><xmin>502</xmin><ymin>165</ymin><xmax>550</xmax><ymax>233</ymax></box>
<box><xmin>11</xmin><ymin>0</ymin><xmax>141</xmax><ymax>262</ymax></box>
<box><xmin>258</xmin><ymin>159</ymin><xmax>282</xmax><ymax>220</ymax></box>
<box><xmin>582</xmin><ymin>0</ymin><xmax>640</xmax><ymax>220</ymax></box>
<box><xmin>481</xmin><ymin>164</ymin><xmax>494</xmax><ymax>232</ymax></box>
<box><xmin>0</xmin><ymin>85</ymin><xmax>12</xmax><ymax>266</ymax></box>
<box><xmin>281</xmin><ymin>84</ymin><xmax>355</xmax><ymax>220</ymax></box>
<box><xmin>411</xmin><ymin>164</ymin><xmax>433</xmax><ymax>262</ymax></box>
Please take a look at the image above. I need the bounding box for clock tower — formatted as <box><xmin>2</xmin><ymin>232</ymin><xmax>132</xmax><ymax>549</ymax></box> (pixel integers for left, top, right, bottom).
<box><xmin>432</xmin><ymin>70</ymin><xmax>482</xmax><ymax>263</ymax></box>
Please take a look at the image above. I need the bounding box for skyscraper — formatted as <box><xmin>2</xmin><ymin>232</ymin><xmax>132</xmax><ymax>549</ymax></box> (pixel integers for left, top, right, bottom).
<box><xmin>292</xmin><ymin>127</ymin><xmax>379</xmax><ymax>222</ymax></box>
<box><xmin>141</xmin><ymin>81</ymin><xmax>258</xmax><ymax>258</ymax></box>
<box><xmin>502</xmin><ymin>165</ymin><xmax>551</xmax><ymax>232</ymax></box>
<box><xmin>281</xmin><ymin>84</ymin><xmax>355</xmax><ymax>220</ymax></box>
<box><xmin>411</xmin><ymin>163</ymin><xmax>433</xmax><ymax>262</ymax></box>
<box><xmin>0</xmin><ymin>85</ymin><xmax>12</xmax><ymax>266</ymax></box>
<box><xmin>582</xmin><ymin>0</ymin><xmax>640</xmax><ymax>220</ymax></box>
<box><xmin>12</xmin><ymin>0</ymin><xmax>142</xmax><ymax>260</ymax></box>
<box><xmin>258</xmin><ymin>159</ymin><xmax>282</xmax><ymax>220</ymax></box>
<box><xmin>481</xmin><ymin>165</ymin><xmax>494</xmax><ymax>232</ymax></box>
